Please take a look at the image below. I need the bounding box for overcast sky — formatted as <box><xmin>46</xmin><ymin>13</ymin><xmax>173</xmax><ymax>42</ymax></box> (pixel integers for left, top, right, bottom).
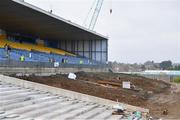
<box><xmin>26</xmin><ymin>0</ymin><xmax>180</xmax><ymax>63</ymax></box>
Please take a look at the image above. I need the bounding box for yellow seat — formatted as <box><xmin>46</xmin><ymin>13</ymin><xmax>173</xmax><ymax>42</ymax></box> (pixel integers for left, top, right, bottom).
<box><xmin>0</xmin><ymin>39</ymin><xmax>6</xmax><ymax>48</ymax></box>
<box><xmin>0</xmin><ymin>35</ymin><xmax>6</xmax><ymax>40</ymax></box>
<box><xmin>0</xmin><ymin>38</ymin><xmax>76</xmax><ymax>56</ymax></box>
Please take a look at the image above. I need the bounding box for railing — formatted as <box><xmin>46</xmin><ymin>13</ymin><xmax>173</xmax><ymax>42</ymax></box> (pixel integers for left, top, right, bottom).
<box><xmin>0</xmin><ymin>60</ymin><xmax>108</xmax><ymax>69</ymax></box>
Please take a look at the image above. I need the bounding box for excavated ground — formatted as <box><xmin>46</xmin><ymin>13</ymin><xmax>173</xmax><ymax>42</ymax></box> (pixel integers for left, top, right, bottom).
<box><xmin>14</xmin><ymin>72</ymin><xmax>180</xmax><ymax>119</ymax></box>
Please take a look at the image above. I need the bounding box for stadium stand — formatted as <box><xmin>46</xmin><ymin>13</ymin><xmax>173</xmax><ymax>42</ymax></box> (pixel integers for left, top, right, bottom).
<box><xmin>0</xmin><ymin>33</ymin><xmax>102</xmax><ymax>66</ymax></box>
<box><xmin>0</xmin><ymin>0</ymin><xmax>108</xmax><ymax>68</ymax></box>
<box><xmin>0</xmin><ymin>38</ymin><xmax>75</xmax><ymax>56</ymax></box>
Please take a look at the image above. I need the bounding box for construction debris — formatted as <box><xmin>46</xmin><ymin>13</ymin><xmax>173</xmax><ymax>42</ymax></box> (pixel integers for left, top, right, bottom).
<box><xmin>122</xmin><ymin>81</ymin><xmax>131</xmax><ymax>89</ymax></box>
<box><xmin>128</xmin><ymin>111</ymin><xmax>142</xmax><ymax>120</ymax></box>
<box><xmin>162</xmin><ymin>109</ymin><xmax>168</xmax><ymax>115</ymax></box>
<box><xmin>68</xmin><ymin>73</ymin><xmax>77</xmax><ymax>80</ymax></box>
<box><xmin>112</xmin><ymin>103</ymin><xmax>125</xmax><ymax>115</ymax></box>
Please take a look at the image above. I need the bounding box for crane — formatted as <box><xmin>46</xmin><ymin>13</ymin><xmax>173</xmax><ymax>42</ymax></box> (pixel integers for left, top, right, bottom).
<box><xmin>84</xmin><ymin>0</ymin><xmax>112</xmax><ymax>30</ymax></box>
<box><xmin>83</xmin><ymin>0</ymin><xmax>104</xmax><ymax>30</ymax></box>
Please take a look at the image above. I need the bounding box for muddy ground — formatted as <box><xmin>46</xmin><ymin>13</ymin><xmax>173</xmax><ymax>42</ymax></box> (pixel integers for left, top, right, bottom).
<box><xmin>14</xmin><ymin>72</ymin><xmax>180</xmax><ymax>119</ymax></box>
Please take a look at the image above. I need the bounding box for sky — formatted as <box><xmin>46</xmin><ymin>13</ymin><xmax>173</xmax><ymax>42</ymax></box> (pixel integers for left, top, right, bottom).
<box><xmin>25</xmin><ymin>0</ymin><xmax>180</xmax><ymax>63</ymax></box>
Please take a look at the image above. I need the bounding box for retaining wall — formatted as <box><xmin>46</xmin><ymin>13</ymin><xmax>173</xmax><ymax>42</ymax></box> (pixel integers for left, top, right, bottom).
<box><xmin>0</xmin><ymin>67</ymin><xmax>109</xmax><ymax>75</ymax></box>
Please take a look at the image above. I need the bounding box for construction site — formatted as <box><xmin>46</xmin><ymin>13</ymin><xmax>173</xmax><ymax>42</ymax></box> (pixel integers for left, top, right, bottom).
<box><xmin>0</xmin><ymin>0</ymin><xmax>180</xmax><ymax>120</ymax></box>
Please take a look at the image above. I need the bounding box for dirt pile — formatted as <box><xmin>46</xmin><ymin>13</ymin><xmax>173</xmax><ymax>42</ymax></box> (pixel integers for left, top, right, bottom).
<box><xmin>14</xmin><ymin>72</ymin><xmax>180</xmax><ymax>119</ymax></box>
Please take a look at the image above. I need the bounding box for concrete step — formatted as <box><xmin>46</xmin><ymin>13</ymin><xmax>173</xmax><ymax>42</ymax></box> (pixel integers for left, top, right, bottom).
<box><xmin>35</xmin><ymin>100</ymin><xmax>81</xmax><ymax>119</ymax></box>
<box><xmin>9</xmin><ymin>98</ymin><xmax>61</xmax><ymax>114</ymax></box>
<box><xmin>18</xmin><ymin>99</ymin><xmax>67</xmax><ymax>118</ymax></box>
<box><xmin>0</xmin><ymin>98</ymin><xmax>61</xmax><ymax>119</ymax></box>
<box><xmin>72</xmin><ymin>106</ymin><xmax>107</xmax><ymax>120</ymax></box>
<box><xmin>0</xmin><ymin>91</ymin><xmax>40</xmax><ymax>100</ymax></box>
<box><xmin>47</xmin><ymin>101</ymin><xmax>88</xmax><ymax>120</ymax></box>
<box><xmin>17</xmin><ymin>100</ymin><xmax>79</xmax><ymax>120</ymax></box>
<box><xmin>91</xmin><ymin>109</ymin><xmax>114</xmax><ymax>120</ymax></box>
<box><xmin>0</xmin><ymin>95</ymin><xmax>60</xmax><ymax>111</ymax></box>
<box><xmin>0</xmin><ymin>89</ymin><xmax>31</xmax><ymax>96</ymax></box>
<box><xmin>61</xmin><ymin>104</ymin><xmax>100</xmax><ymax>120</ymax></box>
<box><xmin>0</xmin><ymin>90</ymin><xmax>45</xmax><ymax>105</ymax></box>
<box><xmin>0</xmin><ymin>86</ymin><xmax>21</xmax><ymax>91</ymax></box>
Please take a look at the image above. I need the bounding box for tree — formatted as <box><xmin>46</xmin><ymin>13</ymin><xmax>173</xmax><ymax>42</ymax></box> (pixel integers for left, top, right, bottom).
<box><xmin>159</xmin><ymin>60</ymin><xmax>172</xmax><ymax>70</ymax></box>
<box><xmin>174</xmin><ymin>65</ymin><xmax>180</xmax><ymax>70</ymax></box>
<box><xmin>141</xmin><ymin>65</ymin><xmax>146</xmax><ymax>71</ymax></box>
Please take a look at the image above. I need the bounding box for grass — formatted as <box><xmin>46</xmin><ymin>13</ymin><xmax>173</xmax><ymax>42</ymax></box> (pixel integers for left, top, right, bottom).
<box><xmin>173</xmin><ymin>77</ymin><xmax>180</xmax><ymax>83</ymax></box>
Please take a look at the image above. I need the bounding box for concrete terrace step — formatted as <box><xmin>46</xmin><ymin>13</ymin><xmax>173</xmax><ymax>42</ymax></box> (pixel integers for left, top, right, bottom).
<box><xmin>90</xmin><ymin>109</ymin><xmax>114</xmax><ymax>120</ymax></box>
<box><xmin>46</xmin><ymin>101</ymin><xmax>89</xmax><ymax>119</ymax></box>
<box><xmin>74</xmin><ymin>107</ymin><xmax>107</xmax><ymax>120</ymax></box>
<box><xmin>0</xmin><ymin>94</ymin><xmax>59</xmax><ymax>111</ymax></box>
<box><xmin>0</xmin><ymin>89</ymin><xmax>31</xmax><ymax>96</ymax></box>
<box><xmin>63</xmin><ymin>104</ymin><xmax>100</xmax><ymax>120</ymax></box>
<box><xmin>0</xmin><ymin>91</ymin><xmax>46</xmax><ymax>101</ymax></box>
<box><xmin>34</xmin><ymin>100</ymin><xmax>85</xmax><ymax>119</ymax></box>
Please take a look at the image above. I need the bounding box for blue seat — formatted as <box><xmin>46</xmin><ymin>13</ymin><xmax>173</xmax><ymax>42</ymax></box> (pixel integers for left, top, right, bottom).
<box><xmin>0</xmin><ymin>48</ymin><xmax>98</xmax><ymax>65</ymax></box>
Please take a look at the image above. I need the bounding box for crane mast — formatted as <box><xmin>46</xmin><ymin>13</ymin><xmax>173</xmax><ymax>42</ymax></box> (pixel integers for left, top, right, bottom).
<box><xmin>89</xmin><ymin>0</ymin><xmax>104</xmax><ymax>30</ymax></box>
<box><xmin>84</xmin><ymin>0</ymin><xmax>104</xmax><ymax>30</ymax></box>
